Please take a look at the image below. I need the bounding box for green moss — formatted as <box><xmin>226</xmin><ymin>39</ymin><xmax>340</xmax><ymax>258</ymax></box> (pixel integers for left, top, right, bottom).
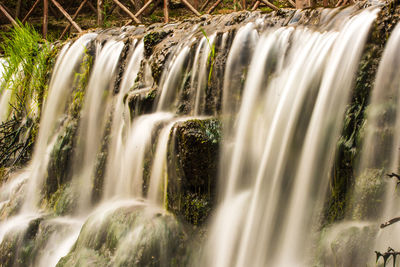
<box><xmin>182</xmin><ymin>193</ymin><xmax>211</xmax><ymax>226</ymax></box>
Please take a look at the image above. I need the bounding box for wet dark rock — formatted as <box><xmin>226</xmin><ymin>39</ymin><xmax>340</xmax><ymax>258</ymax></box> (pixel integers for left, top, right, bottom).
<box><xmin>45</xmin><ymin>120</ymin><xmax>77</xmax><ymax>201</ymax></box>
<box><xmin>92</xmin><ymin>114</ymin><xmax>113</xmax><ymax>203</ymax></box>
<box><xmin>127</xmin><ymin>87</ymin><xmax>158</xmax><ymax>117</ymax></box>
<box><xmin>113</xmin><ymin>40</ymin><xmax>132</xmax><ymax>95</ymax></box>
<box><xmin>167</xmin><ymin>119</ymin><xmax>221</xmax><ymax>225</ymax></box>
<box><xmin>144</xmin><ymin>30</ymin><xmax>172</xmax><ymax>58</ymax></box>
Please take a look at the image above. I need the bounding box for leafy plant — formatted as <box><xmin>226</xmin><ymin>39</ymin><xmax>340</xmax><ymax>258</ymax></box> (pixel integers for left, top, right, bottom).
<box><xmin>0</xmin><ymin>22</ymin><xmax>56</xmax><ymax>167</ymax></box>
<box><xmin>102</xmin><ymin>0</ymin><xmax>114</xmax><ymax>27</ymax></box>
<box><xmin>1</xmin><ymin>22</ymin><xmax>54</xmax><ymax>118</ymax></box>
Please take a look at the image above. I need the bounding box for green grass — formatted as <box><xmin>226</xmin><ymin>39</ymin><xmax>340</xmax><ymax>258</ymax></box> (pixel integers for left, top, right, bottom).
<box><xmin>1</xmin><ymin>22</ymin><xmax>54</xmax><ymax>118</ymax></box>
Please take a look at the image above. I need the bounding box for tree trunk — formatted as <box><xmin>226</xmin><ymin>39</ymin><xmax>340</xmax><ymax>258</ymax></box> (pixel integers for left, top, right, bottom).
<box><xmin>43</xmin><ymin>0</ymin><xmax>49</xmax><ymax>38</ymax></box>
<box><xmin>98</xmin><ymin>0</ymin><xmax>103</xmax><ymax>26</ymax></box>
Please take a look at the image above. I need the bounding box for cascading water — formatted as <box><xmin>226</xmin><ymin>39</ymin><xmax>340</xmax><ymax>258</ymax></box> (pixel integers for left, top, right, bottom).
<box><xmin>1</xmin><ymin>3</ymin><xmax>399</xmax><ymax>266</ymax></box>
<box><xmin>201</xmin><ymin>7</ymin><xmax>379</xmax><ymax>267</ymax></box>
<box><xmin>321</xmin><ymin>20</ymin><xmax>400</xmax><ymax>266</ymax></box>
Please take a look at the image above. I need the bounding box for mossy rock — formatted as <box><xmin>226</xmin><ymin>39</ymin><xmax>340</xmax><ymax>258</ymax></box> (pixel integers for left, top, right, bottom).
<box><xmin>44</xmin><ymin>120</ymin><xmax>78</xmax><ymax>201</ymax></box>
<box><xmin>58</xmin><ymin>202</ymin><xmax>189</xmax><ymax>267</ymax></box>
<box><xmin>143</xmin><ymin>31</ymin><xmax>171</xmax><ymax>58</ymax></box>
<box><xmin>0</xmin><ymin>215</ymin><xmax>82</xmax><ymax>267</ymax></box>
<box><xmin>56</xmin><ymin>248</ymin><xmax>108</xmax><ymax>267</ymax></box>
<box><xmin>167</xmin><ymin>118</ymin><xmax>221</xmax><ymax>226</ymax></box>
<box><xmin>0</xmin><ymin>217</ymin><xmax>43</xmax><ymax>267</ymax></box>
<box><xmin>48</xmin><ymin>183</ymin><xmax>77</xmax><ymax>216</ymax></box>
<box><xmin>126</xmin><ymin>87</ymin><xmax>158</xmax><ymax>118</ymax></box>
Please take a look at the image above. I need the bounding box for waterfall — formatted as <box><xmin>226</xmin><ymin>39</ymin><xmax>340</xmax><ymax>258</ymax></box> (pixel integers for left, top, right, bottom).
<box><xmin>201</xmin><ymin>6</ymin><xmax>379</xmax><ymax>267</ymax></box>
<box><xmin>22</xmin><ymin>34</ymin><xmax>98</xmax><ymax>212</ymax></box>
<box><xmin>320</xmin><ymin>21</ymin><xmax>400</xmax><ymax>266</ymax></box>
<box><xmin>2</xmin><ymin>3</ymin><xmax>399</xmax><ymax>266</ymax></box>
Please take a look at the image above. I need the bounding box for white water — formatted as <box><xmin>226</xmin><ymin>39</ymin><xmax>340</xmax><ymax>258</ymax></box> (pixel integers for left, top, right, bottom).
<box><xmin>157</xmin><ymin>45</ymin><xmax>191</xmax><ymax>111</ymax></box>
<box><xmin>202</xmin><ymin>7</ymin><xmax>379</xmax><ymax>267</ymax></box>
<box><xmin>103</xmin><ymin>39</ymin><xmax>144</xmax><ymax>199</ymax></box>
<box><xmin>371</xmin><ymin>23</ymin><xmax>400</xmax><ymax>258</ymax></box>
<box><xmin>35</xmin><ymin>217</ymin><xmax>83</xmax><ymax>267</ymax></box>
<box><xmin>23</xmin><ymin>34</ymin><xmax>97</xmax><ymax>211</ymax></box>
<box><xmin>72</xmin><ymin>39</ymin><xmax>125</xmax><ymax>212</ymax></box>
<box><xmin>322</xmin><ymin>21</ymin><xmax>400</xmax><ymax>266</ymax></box>
<box><xmin>191</xmin><ymin>34</ymin><xmax>216</xmax><ymax>115</ymax></box>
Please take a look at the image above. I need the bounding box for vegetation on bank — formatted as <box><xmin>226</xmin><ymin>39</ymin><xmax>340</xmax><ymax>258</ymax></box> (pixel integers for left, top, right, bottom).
<box><xmin>0</xmin><ymin>23</ymin><xmax>57</xmax><ymax>170</ymax></box>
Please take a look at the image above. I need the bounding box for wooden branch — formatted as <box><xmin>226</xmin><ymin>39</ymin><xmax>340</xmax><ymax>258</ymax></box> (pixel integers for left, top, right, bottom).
<box><xmin>147</xmin><ymin>0</ymin><xmax>162</xmax><ymax>16</ymax></box>
<box><xmin>49</xmin><ymin>5</ymin><xmax>61</xmax><ymax>19</ymax></box>
<box><xmin>287</xmin><ymin>0</ymin><xmax>296</xmax><ymax>7</ymax></box>
<box><xmin>376</xmin><ymin>247</ymin><xmax>400</xmax><ymax>267</ymax></box>
<box><xmin>200</xmin><ymin>0</ymin><xmax>212</xmax><ymax>11</ymax></box>
<box><xmin>50</xmin><ymin>0</ymin><xmax>83</xmax><ymax>33</ymax></box>
<box><xmin>112</xmin><ymin>0</ymin><xmax>141</xmax><ymax>23</ymax></box>
<box><xmin>242</xmin><ymin>0</ymin><xmax>246</xmax><ymax>9</ymax></box>
<box><xmin>164</xmin><ymin>0</ymin><xmax>169</xmax><ymax>23</ymax></box>
<box><xmin>135</xmin><ymin>0</ymin><xmax>154</xmax><ymax>16</ymax></box>
<box><xmin>206</xmin><ymin>0</ymin><xmax>223</xmax><ymax>14</ymax></box>
<box><xmin>181</xmin><ymin>0</ymin><xmax>201</xmax><ymax>16</ymax></box>
<box><xmin>86</xmin><ymin>1</ymin><xmax>97</xmax><ymax>13</ymax></box>
<box><xmin>0</xmin><ymin>3</ymin><xmax>18</xmax><ymax>26</ymax></box>
<box><xmin>22</xmin><ymin>0</ymin><xmax>41</xmax><ymax>23</ymax></box>
<box><xmin>259</xmin><ymin>0</ymin><xmax>279</xmax><ymax>10</ymax></box>
<box><xmin>59</xmin><ymin>0</ymin><xmax>89</xmax><ymax>40</ymax></box>
<box><xmin>335</xmin><ymin>0</ymin><xmax>343</xmax><ymax>7</ymax></box>
<box><xmin>387</xmin><ymin>173</ymin><xmax>400</xmax><ymax>180</ymax></box>
<box><xmin>43</xmin><ymin>0</ymin><xmax>49</xmax><ymax>38</ymax></box>
<box><xmin>125</xmin><ymin>0</ymin><xmax>157</xmax><ymax>25</ymax></box>
<box><xmin>15</xmin><ymin>0</ymin><xmax>22</xmax><ymax>19</ymax></box>
<box><xmin>251</xmin><ymin>0</ymin><xmax>260</xmax><ymax>10</ymax></box>
<box><xmin>387</xmin><ymin>173</ymin><xmax>400</xmax><ymax>187</ymax></box>
<box><xmin>381</xmin><ymin>217</ymin><xmax>400</xmax><ymax>229</ymax></box>
<box><xmin>98</xmin><ymin>0</ymin><xmax>103</xmax><ymax>26</ymax></box>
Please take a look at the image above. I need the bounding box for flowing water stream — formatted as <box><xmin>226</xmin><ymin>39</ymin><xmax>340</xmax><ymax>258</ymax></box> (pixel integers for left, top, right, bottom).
<box><xmin>1</xmin><ymin>3</ymin><xmax>400</xmax><ymax>266</ymax></box>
